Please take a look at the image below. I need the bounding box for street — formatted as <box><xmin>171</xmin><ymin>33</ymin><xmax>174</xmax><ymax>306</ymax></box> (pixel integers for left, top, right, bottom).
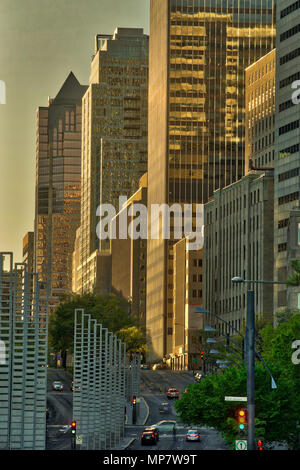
<box><xmin>46</xmin><ymin>368</ymin><xmax>73</xmax><ymax>450</ymax></box>
<box><xmin>126</xmin><ymin>370</ymin><xmax>227</xmax><ymax>451</ymax></box>
<box><xmin>45</xmin><ymin>368</ymin><xmax>227</xmax><ymax>451</ymax></box>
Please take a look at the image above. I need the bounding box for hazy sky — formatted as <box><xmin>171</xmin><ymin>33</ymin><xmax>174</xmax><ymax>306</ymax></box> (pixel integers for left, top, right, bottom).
<box><xmin>0</xmin><ymin>0</ymin><xmax>149</xmax><ymax>263</ymax></box>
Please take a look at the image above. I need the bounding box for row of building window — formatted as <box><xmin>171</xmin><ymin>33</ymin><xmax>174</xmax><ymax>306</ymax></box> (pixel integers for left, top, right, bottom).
<box><xmin>279</xmin><ymin>70</ymin><xmax>300</xmax><ymax>89</ymax></box>
<box><xmin>280</xmin><ymin>47</ymin><xmax>300</xmax><ymax>66</ymax></box>
<box><xmin>206</xmin><ymin>191</ymin><xmax>261</xmax><ymax>224</ymax></box>
<box><xmin>279</xmin><ymin>143</ymin><xmax>300</xmax><ymax>159</ymax></box>
<box><xmin>278</xmin><ymin>218</ymin><xmax>289</xmax><ymax>229</ymax></box>
<box><xmin>278</xmin><ymin>191</ymin><xmax>299</xmax><ymax>206</ymax></box>
<box><xmin>278</xmin><ymin>167</ymin><xmax>299</xmax><ymax>182</ymax></box>
<box><xmin>280</xmin><ymin>23</ymin><xmax>300</xmax><ymax>42</ymax></box>
<box><xmin>280</xmin><ymin>0</ymin><xmax>300</xmax><ymax>18</ymax></box>
<box><xmin>254</xmin><ymin>151</ymin><xmax>274</xmax><ymax>167</ymax></box>
<box><xmin>253</xmin><ymin>133</ymin><xmax>274</xmax><ymax>152</ymax></box>
<box><xmin>279</xmin><ymin>99</ymin><xmax>294</xmax><ymax>113</ymax></box>
<box><xmin>279</xmin><ymin>119</ymin><xmax>300</xmax><ymax>135</ymax></box>
<box><xmin>278</xmin><ymin>242</ymin><xmax>287</xmax><ymax>252</ymax></box>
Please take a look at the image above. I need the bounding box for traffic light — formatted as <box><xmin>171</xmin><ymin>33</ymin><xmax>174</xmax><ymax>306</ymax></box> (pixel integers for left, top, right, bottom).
<box><xmin>257</xmin><ymin>439</ymin><xmax>263</xmax><ymax>451</ymax></box>
<box><xmin>237</xmin><ymin>409</ymin><xmax>246</xmax><ymax>432</ymax></box>
<box><xmin>200</xmin><ymin>351</ymin><xmax>205</xmax><ymax>360</ymax></box>
<box><xmin>71</xmin><ymin>421</ymin><xmax>76</xmax><ymax>434</ymax></box>
<box><xmin>132</xmin><ymin>395</ymin><xmax>137</xmax><ymax>405</ymax></box>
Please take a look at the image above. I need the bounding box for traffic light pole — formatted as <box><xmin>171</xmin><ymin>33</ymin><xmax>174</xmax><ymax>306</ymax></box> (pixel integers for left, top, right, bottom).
<box><xmin>247</xmin><ymin>291</ymin><xmax>255</xmax><ymax>451</ymax></box>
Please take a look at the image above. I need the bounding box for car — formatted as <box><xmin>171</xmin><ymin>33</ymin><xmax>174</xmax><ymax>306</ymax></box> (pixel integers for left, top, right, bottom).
<box><xmin>52</xmin><ymin>381</ymin><xmax>64</xmax><ymax>392</ymax></box>
<box><xmin>186</xmin><ymin>429</ymin><xmax>200</xmax><ymax>442</ymax></box>
<box><xmin>167</xmin><ymin>387</ymin><xmax>179</xmax><ymax>399</ymax></box>
<box><xmin>153</xmin><ymin>420</ymin><xmax>177</xmax><ymax>432</ymax></box>
<box><xmin>159</xmin><ymin>402</ymin><xmax>170</xmax><ymax>414</ymax></box>
<box><xmin>144</xmin><ymin>426</ymin><xmax>159</xmax><ymax>441</ymax></box>
<box><xmin>152</xmin><ymin>363</ymin><xmax>169</xmax><ymax>370</ymax></box>
<box><xmin>59</xmin><ymin>425</ymin><xmax>71</xmax><ymax>434</ymax></box>
<box><xmin>141</xmin><ymin>430</ymin><xmax>157</xmax><ymax>445</ymax></box>
<box><xmin>140</xmin><ymin>364</ymin><xmax>151</xmax><ymax>370</ymax></box>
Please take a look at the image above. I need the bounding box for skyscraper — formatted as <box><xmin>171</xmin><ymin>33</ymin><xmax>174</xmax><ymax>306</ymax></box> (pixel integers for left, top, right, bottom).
<box><xmin>147</xmin><ymin>0</ymin><xmax>275</xmax><ymax>361</ymax></box>
<box><xmin>275</xmin><ymin>0</ymin><xmax>300</xmax><ymax>312</ymax></box>
<box><xmin>34</xmin><ymin>72</ymin><xmax>87</xmax><ymax>312</ymax></box>
<box><xmin>74</xmin><ymin>28</ymin><xmax>148</xmax><ymax>294</ymax></box>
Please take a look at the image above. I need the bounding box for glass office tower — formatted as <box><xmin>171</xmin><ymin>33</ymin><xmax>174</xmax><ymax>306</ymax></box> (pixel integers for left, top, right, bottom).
<box><xmin>34</xmin><ymin>72</ymin><xmax>87</xmax><ymax>312</ymax></box>
<box><xmin>74</xmin><ymin>28</ymin><xmax>148</xmax><ymax>294</ymax></box>
<box><xmin>147</xmin><ymin>0</ymin><xmax>275</xmax><ymax>361</ymax></box>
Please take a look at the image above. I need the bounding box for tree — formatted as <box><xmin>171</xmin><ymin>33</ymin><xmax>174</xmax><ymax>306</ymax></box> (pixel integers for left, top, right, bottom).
<box><xmin>49</xmin><ymin>292</ymin><xmax>139</xmax><ymax>367</ymax></box>
<box><xmin>117</xmin><ymin>326</ymin><xmax>148</xmax><ymax>359</ymax></box>
<box><xmin>175</xmin><ymin>313</ymin><xmax>300</xmax><ymax>449</ymax></box>
<box><xmin>286</xmin><ymin>260</ymin><xmax>300</xmax><ymax>286</ymax></box>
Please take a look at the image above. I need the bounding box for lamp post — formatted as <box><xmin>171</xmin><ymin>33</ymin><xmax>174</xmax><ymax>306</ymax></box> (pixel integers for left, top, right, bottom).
<box><xmin>196</xmin><ymin>295</ymin><xmax>278</xmax><ymax>452</ymax></box>
<box><xmin>231</xmin><ymin>276</ymin><xmax>285</xmax><ymax>451</ymax></box>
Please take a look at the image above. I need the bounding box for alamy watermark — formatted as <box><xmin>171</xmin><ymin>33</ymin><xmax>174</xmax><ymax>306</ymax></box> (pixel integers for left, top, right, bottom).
<box><xmin>291</xmin><ymin>81</ymin><xmax>300</xmax><ymax>105</ymax></box>
<box><xmin>0</xmin><ymin>80</ymin><xmax>6</xmax><ymax>104</ymax></box>
<box><xmin>96</xmin><ymin>197</ymin><xmax>204</xmax><ymax>250</ymax></box>
<box><xmin>0</xmin><ymin>340</ymin><xmax>6</xmax><ymax>365</ymax></box>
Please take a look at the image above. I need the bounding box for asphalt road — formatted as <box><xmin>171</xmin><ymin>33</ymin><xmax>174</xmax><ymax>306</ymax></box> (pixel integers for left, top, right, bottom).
<box><xmin>46</xmin><ymin>368</ymin><xmax>73</xmax><ymax>450</ymax></box>
<box><xmin>126</xmin><ymin>370</ymin><xmax>227</xmax><ymax>451</ymax></box>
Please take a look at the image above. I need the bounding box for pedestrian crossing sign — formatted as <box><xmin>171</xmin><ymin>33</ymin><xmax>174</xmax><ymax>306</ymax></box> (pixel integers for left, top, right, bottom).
<box><xmin>236</xmin><ymin>440</ymin><xmax>247</xmax><ymax>450</ymax></box>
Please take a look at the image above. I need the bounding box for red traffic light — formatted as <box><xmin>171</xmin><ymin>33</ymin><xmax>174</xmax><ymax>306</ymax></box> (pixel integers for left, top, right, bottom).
<box><xmin>257</xmin><ymin>440</ymin><xmax>263</xmax><ymax>450</ymax></box>
<box><xmin>132</xmin><ymin>396</ymin><xmax>137</xmax><ymax>404</ymax></box>
<box><xmin>71</xmin><ymin>421</ymin><xmax>76</xmax><ymax>429</ymax></box>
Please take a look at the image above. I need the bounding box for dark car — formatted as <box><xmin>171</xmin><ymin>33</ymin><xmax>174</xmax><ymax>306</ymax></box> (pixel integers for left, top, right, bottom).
<box><xmin>167</xmin><ymin>387</ymin><xmax>179</xmax><ymax>399</ymax></box>
<box><xmin>144</xmin><ymin>426</ymin><xmax>159</xmax><ymax>441</ymax></box>
<box><xmin>159</xmin><ymin>402</ymin><xmax>170</xmax><ymax>414</ymax></box>
<box><xmin>141</xmin><ymin>430</ymin><xmax>157</xmax><ymax>445</ymax></box>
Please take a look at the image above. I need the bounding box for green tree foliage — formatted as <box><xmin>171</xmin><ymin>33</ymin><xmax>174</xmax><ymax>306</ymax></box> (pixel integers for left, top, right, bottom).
<box><xmin>286</xmin><ymin>260</ymin><xmax>300</xmax><ymax>287</ymax></box>
<box><xmin>49</xmin><ymin>293</ymin><xmax>140</xmax><ymax>357</ymax></box>
<box><xmin>175</xmin><ymin>313</ymin><xmax>300</xmax><ymax>449</ymax></box>
<box><xmin>117</xmin><ymin>326</ymin><xmax>148</xmax><ymax>357</ymax></box>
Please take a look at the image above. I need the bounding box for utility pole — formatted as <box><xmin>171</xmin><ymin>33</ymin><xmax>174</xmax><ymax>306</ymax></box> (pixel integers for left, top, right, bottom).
<box><xmin>247</xmin><ymin>291</ymin><xmax>255</xmax><ymax>451</ymax></box>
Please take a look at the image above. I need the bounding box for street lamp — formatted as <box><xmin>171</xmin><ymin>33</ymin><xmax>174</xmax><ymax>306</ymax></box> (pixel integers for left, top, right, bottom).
<box><xmin>196</xmin><ymin>300</ymin><xmax>278</xmax><ymax>452</ymax></box>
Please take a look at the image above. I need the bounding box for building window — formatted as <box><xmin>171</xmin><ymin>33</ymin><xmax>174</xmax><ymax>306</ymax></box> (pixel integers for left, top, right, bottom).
<box><xmin>278</xmin><ymin>243</ymin><xmax>287</xmax><ymax>252</ymax></box>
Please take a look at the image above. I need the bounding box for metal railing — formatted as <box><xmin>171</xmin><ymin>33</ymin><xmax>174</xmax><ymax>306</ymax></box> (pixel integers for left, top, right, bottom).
<box><xmin>73</xmin><ymin>309</ymin><xmax>127</xmax><ymax>449</ymax></box>
<box><xmin>0</xmin><ymin>252</ymin><xmax>48</xmax><ymax>450</ymax></box>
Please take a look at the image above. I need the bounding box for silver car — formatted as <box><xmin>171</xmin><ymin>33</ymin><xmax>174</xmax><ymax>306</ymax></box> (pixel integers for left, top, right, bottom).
<box><xmin>52</xmin><ymin>381</ymin><xmax>64</xmax><ymax>392</ymax></box>
<box><xmin>186</xmin><ymin>429</ymin><xmax>200</xmax><ymax>442</ymax></box>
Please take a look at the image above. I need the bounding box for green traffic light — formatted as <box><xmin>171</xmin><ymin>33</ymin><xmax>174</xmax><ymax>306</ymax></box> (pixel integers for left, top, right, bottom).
<box><xmin>239</xmin><ymin>424</ymin><xmax>245</xmax><ymax>430</ymax></box>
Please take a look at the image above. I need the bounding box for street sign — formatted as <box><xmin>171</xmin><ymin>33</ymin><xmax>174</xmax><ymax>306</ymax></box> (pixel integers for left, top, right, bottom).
<box><xmin>76</xmin><ymin>434</ymin><xmax>83</xmax><ymax>445</ymax></box>
<box><xmin>236</xmin><ymin>440</ymin><xmax>247</xmax><ymax>450</ymax></box>
<box><xmin>225</xmin><ymin>396</ymin><xmax>247</xmax><ymax>402</ymax></box>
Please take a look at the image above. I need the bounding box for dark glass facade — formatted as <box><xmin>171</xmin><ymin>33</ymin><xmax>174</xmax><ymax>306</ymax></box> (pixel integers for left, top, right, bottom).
<box><xmin>34</xmin><ymin>72</ymin><xmax>87</xmax><ymax>311</ymax></box>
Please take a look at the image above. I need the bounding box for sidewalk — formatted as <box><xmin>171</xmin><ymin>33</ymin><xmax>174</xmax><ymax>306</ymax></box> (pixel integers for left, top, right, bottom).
<box><xmin>112</xmin><ymin>396</ymin><xmax>149</xmax><ymax>450</ymax></box>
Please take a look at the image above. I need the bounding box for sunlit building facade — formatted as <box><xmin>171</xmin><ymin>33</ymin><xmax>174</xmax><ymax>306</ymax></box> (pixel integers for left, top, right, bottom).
<box><xmin>74</xmin><ymin>28</ymin><xmax>148</xmax><ymax>294</ymax></box>
<box><xmin>147</xmin><ymin>0</ymin><xmax>276</xmax><ymax>361</ymax></box>
<box><xmin>34</xmin><ymin>72</ymin><xmax>87</xmax><ymax>312</ymax></box>
<box><xmin>245</xmin><ymin>49</ymin><xmax>276</xmax><ymax>174</ymax></box>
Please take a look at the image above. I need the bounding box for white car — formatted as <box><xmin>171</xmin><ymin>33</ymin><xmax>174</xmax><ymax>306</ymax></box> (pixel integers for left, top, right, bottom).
<box><xmin>52</xmin><ymin>381</ymin><xmax>64</xmax><ymax>392</ymax></box>
<box><xmin>186</xmin><ymin>429</ymin><xmax>200</xmax><ymax>442</ymax></box>
<box><xmin>153</xmin><ymin>420</ymin><xmax>177</xmax><ymax>432</ymax></box>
